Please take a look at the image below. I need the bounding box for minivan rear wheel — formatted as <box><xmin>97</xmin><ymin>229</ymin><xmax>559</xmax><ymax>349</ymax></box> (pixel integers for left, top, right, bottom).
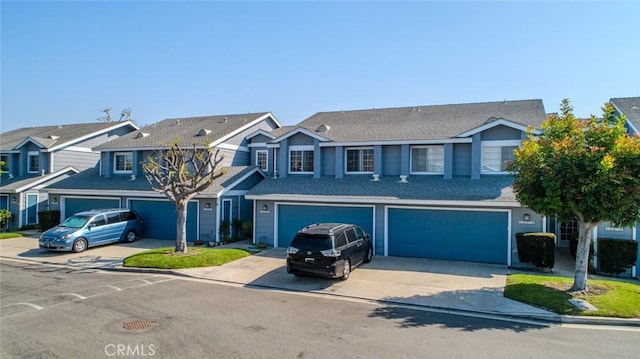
<box><xmin>340</xmin><ymin>259</ymin><xmax>351</xmax><ymax>280</ymax></box>
<box><xmin>124</xmin><ymin>230</ymin><xmax>137</xmax><ymax>243</ymax></box>
<box><xmin>72</xmin><ymin>238</ymin><xmax>87</xmax><ymax>253</ymax></box>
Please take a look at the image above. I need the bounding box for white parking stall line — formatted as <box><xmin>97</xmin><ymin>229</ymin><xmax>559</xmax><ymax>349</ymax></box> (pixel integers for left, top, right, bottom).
<box><xmin>98</xmin><ymin>285</ymin><xmax>123</xmax><ymax>291</ymax></box>
<box><xmin>61</xmin><ymin>293</ymin><xmax>87</xmax><ymax>300</ymax></box>
<box><xmin>130</xmin><ymin>278</ymin><xmax>154</xmax><ymax>284</ymax></box>
<box><xmin>3</xmin><ymin>302</ymin><xmax>44</xmax><ymax>311</ymax></box>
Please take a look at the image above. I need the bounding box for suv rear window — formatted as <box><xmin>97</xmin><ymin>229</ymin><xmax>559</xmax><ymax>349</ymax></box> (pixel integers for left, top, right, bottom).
<box><xmin>290</xmin><ymin>234</ymin><xmax>333</xmax><ymax>250</ymax></box>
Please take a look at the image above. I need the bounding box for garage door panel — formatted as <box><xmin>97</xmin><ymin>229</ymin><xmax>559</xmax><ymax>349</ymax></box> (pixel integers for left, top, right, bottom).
<box><xmin>277</xmin><ymin>205</ymin><xmax>373</xmax><ymax>248</ymax></box>
<box><xmin>388</xmin><ymin>208</ymin><xmax>507</xmax><ymax>264</ymax></box>
<box><xmin>64</xmin><ymin>198</ymin><xmax>120</xmax><ymax>220</ymax></box>
<box><xmin>129</xmin><ymin>200</ymin><xmax>198</xmax><ymax>241</ymax></box>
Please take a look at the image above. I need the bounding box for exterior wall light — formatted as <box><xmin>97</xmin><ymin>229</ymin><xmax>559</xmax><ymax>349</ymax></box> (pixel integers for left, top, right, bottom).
<box><xmin>11</xmin><ymin>197</ymin><xmax>16</xmax><ymax>203</ymax></box>
<box><xmin>261</xmin><ymin>204</ymin><xmax>269</xmax><ymax>212</ymax></box>
<box><xmin>523</xmin><ymin>213</ymin><xmax>531</xmax><ymax>221</ymax></box>
<box><xmin>205</xmin><ymin>202</ymin><xmax>211</xmax><ymax>209</ymax></box>
<box><xmin>52</xmin><ymin>197</ymin><xmax>58</xmax><ymax>204</ymax></box>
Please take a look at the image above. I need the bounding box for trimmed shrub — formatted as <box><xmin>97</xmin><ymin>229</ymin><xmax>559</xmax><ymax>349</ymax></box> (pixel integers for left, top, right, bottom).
<box><xmin>597</xmin><ymin>238</ymin><xmax>638</xmax><ymax>276</ymax></box>
<box><xmin>516</xmin><ymin>232</ymin><xmax>556</xmax><ymax>269</ymax></box>
<box><xmin>38</xmin><ymin>210</ymin><xmax>60</xmax><ymax>231</ymax></box>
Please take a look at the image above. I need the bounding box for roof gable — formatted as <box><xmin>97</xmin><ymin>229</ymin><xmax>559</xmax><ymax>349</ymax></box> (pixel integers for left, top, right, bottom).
<box><xmin>455</xmin><ymin>118</ymin><xmax>540</xmax><ymax>138</ymax></box>
<box><xmin>610</xmin><ymin>97</ymin><xmax>640</xmax><ymax>134</ymax></box>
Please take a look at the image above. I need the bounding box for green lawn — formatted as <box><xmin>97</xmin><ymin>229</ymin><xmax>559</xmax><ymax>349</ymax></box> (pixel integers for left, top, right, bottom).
<box><xmin>123</xmin><ymin>247</ymin><xmax>251</xmax><ymax>269</ymax></box>
<box><xmin>0</xmin><ymin>232</ymin><xmax>23</xmax><ymax>240</ymax></box>
<box><xmin>505</xmin><ymin>274</ymin><xmax>640</xmax><ymax>318</ymax></box>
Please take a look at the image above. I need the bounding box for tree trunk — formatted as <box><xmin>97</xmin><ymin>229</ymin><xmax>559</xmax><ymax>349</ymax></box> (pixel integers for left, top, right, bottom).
<box><xmin>175</xmin><ymin>200</ymin><xmax>189</xmax><ymax>253</ymax></box>
<box><xmin>571</xmin><ymin>220</ymin><xmax>597</xmax><ymax>292</ymax></box>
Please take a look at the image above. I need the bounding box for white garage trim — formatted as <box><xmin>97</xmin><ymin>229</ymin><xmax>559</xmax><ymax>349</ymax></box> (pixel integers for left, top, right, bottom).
<box><xmin>384</xmin><ymin>205</ymin><xmax>512</xmax><ymax>266</ymax></box>
<box><xmin>273</xmin><ymin>202</ymin><xmax>376</xmax><ymax>248</ymax></box>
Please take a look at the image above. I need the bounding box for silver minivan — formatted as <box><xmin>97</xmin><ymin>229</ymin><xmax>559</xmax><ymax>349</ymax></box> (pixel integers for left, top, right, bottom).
<box><xmin>39</xmin><ymin>208</ymin><xmax>143</xmax><ymax>253</ymax></box>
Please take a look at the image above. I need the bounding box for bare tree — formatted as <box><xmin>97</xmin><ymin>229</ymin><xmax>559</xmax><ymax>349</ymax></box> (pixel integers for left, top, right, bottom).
<box><xmin>142</xmin><ymin>140</ymin><xmax>224</xmax><ymax>253</ymax></box>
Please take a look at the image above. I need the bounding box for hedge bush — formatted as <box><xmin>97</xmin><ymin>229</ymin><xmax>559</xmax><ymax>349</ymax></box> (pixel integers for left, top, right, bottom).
<box><xmin>516</xmin><ymin>232</ymin><xmax>556</xmax><ymax>269</ymax></box>
<box><xmin>597</xmin><ymin>238</ymin><xmax>638</xmax><ymax>276</ymax></box>
<box><xmin>38</xmin><ymin>210</ymin><xmax>60</xmax><ymax>231</ymax></box>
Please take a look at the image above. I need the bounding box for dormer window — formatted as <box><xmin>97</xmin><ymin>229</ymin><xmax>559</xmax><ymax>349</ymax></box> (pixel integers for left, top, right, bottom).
<box><xmin>481</xmin><ymin>140</ymin><xmax>520</xmax><ymax>173</ymax></box>
<box><xmin>28</xmin><ymin>151</ymin><xmax>39</xmax><ymax>173</ymax></box>
<box><xmin>256</xmin><ymin>150</ymin><xmax>268</xmax><ymax>171</ymax></box>
<box><xmin>114</xmin><ymin>152</ymin><xmax>133</xmax><ymax>173</ymax></box>
<box><xmin>0</xmin><ymin>154</ymin><xmax>9</xmax><ymax>173</ymax></box>
<box><xmin>346</xmin><ymin>147</ymin><xmax>374</xmax><ymax>174</ymax></box>
<box><xmin>289</xmin><ymin>146</ymin><xmax>314</xmax><ymax>174</ymax></box>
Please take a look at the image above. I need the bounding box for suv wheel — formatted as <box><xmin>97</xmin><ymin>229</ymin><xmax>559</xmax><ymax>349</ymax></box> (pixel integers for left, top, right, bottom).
<box><xmin>340</xmin><ymin>259</ymin><xmax>351</xmax><ymax>280</ymax></box>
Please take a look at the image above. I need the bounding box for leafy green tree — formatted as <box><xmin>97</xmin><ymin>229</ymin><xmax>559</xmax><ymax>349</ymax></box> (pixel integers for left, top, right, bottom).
<box><xmin>510</xmin><ymin>99</ymin><xmax>640</xmax><ymax>292</ymax></box>
<box><xmin>142</xmin><ymin>140</ymin><xmax>224</xmax><ymax>253</ymax></box>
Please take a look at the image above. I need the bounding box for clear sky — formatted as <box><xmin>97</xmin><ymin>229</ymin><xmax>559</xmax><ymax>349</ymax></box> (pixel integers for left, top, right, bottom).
<box><xmin>1</xmin><ymin>1</ymin><xmax>639</xmax><ymax>132</ymax></box>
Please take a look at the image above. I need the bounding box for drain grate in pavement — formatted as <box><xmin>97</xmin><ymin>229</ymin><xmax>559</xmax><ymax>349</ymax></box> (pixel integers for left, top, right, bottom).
<box><xmin>122</xmin><ymin>320</ymin><xmax>158</xmax><ymax>331</ymax></box>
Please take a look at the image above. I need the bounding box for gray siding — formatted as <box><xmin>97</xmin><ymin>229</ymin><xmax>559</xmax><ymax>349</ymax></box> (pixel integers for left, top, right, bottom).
<box><xmin>249</xmin><ymin>134</ymin><xmax>272</xmax><ymax>144</ymax></box>
<box><xmin>510</xmin><ymin>207</ymin><xmax>545</xmax><ymax>268</ymax></box>
<box><xmin>254</xmin><ymin>200</ymin><xmax>275</xmax><ymax>245</ymax></box>
<box><xmin>288</xmin><ymin>133</ymin><xmax>314</xmax><ymax>146</ymax></box>
<box><xmin>54</xmin><ymin>149</ymin><xmax>100</xmax><ymax>171</ymax></box>
<box><xmin>481</xmin><ymin>125</ymin><xmax>523</xmax><ymax>141</ymax></box>
<box><xmin>597</xmin><ymin>222</ymin><xmax>634</xmax><ymax>240</ymax></box>
<box><xmin>232</xmin><ymin>172</ymin><xmax>264</xmax><ymax>191</ymax></box>
<box><xmin>321</xmin><ymin>147</ymin><xmax>336</xmax><ymax>176</ymax></box>
<box><xmin>199</xmin><ymin>200</ymin><xmax>218</xmax><ymax>241</ymax></box>
<box><xmin>453</xmin><ymin>143</ymin><xmax>472</xmax><ymax>177</ymax></box>
<box><xmin>382</xmin><ymin>145</ymin><xmax>401</xmax><ymax>176</ymax></box>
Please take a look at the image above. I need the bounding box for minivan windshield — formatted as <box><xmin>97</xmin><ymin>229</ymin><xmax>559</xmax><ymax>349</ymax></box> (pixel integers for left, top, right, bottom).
<box><xmin>59</xmin><ymin>215</ymin><xmax>91</xmax><ymax>229</ymax></box>
<box><xmin>290</xmin><ymin>234</ymin><xmax>333</xmax><ymax>250</ymax></box>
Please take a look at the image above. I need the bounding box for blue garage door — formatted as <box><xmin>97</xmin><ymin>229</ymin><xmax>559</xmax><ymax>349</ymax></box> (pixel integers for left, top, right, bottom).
<box><xmin>388</xmin><ymin>208</ymin><xmax>508</xmax><ymax>264</ymax></box>
<box><xmin>277</xmin><ymin>204</ymin><xmax>374</xmax><ymax>248</ymax></box>
<box><xmin>129</xmin><ymin>200</ymin><xmax>198</xmax><ymax>241</ymax></box>
<box><xmin>63</xmin><ymin>197</ymin><xmax>120</xmax><ymax>220</ymax></box>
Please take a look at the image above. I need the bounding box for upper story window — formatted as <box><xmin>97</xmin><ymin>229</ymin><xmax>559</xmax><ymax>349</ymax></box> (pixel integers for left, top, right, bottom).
<box><xmin>411</xmin><ymin>145</ymin><xmax>444</xmax><ymax>174</ymax></box>
<box><xmin>346</xmin><ymin>147</ymin><xmax>374</xmax><ymax>173</ymax></box>
<box><xmin>114</xmin><ymin>152</ymin><xmax>133</xmax><ymax>173</ymax></box>
<box><xmin>27</xmin><ymin>151</ymin><xmax>40</xmax><ymax>173</ymax></box>
<box><xmin>256</xmin><ymin>150</ymin><xmax>268</xmax><ymax>171</ymax></box>
<box><xmin>481</xmin><ymin>140</ymin><xmax>520</xmax><ymax>173</ymax></box>
<box><xmin>0</xmin><ymin>154</ymin><xmax>9</xmax><ymax>173</ymax></box>
<box><xmin>289</xmin><ymin>146</ymin><xmax>314</xmax><ymax>174</ymax></box>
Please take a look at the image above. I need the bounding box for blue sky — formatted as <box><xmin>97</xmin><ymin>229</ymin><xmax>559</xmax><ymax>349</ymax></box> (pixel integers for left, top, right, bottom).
<box><xmin>2</xmin><ymin>1</ymin><xmax>639</xmax><ymax>131</ymax></box>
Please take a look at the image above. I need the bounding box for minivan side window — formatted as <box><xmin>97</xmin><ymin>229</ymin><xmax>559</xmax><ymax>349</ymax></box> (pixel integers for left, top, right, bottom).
<box><xmin>345</xmin><ymin>228</ymin><xmax>356</xmax><ymax>243</ymax></box>
<box><xmin>335</xmin><ymin>231</ymin><xmax>348</xmax><ymax>247</ymax></box>
<box><xmin>354</xmin><ymin>227</ymin><xmax>365</xmax><ymax>240</ymax></box>
<box><xmin>125</xmin><ymin>211</ymin><xmax>138</xmax><ymax>220</ymax></box>
<box><xmin>91</xmin><ymin>214</ymin><xmax>107</xmax><ymax>227</ymax></box>
<box><xmin>106</xmin><ymin>212</ymin><xmax>122</xmax><ymax>224</ymax></box>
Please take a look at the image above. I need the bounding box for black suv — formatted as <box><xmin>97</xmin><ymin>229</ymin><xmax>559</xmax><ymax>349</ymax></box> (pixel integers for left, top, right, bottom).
<box><xmin>286</xmin><ymin>223</ymin><xmax>373</xmax><ymax>280</ymax></box>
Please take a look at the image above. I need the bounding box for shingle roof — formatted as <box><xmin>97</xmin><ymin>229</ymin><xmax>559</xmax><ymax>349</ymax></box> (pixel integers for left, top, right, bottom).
<box><xmin>610</xmin><ymin>97</ymin><xmax>640</xmax><ymax>131</ymax></box>
<box><xmin>282</xmin><ymin>99</ymin><xmax>546</xmax><ymax>143</ymax></box>
<box><xmin>246</xmin><ymin>176</ymin><xmax>517</xmax><ymax>203</ymax></box>
<box><xmin>94</xmin><ymin>112</ymin><xmax>272</xmax><ymax>150</ymax></box>
<box><xmin>0</xmin><ymin>167</ymin><xmax>78</xmax><ymax>192</ymax></box>
<box><xmin>0</xmin><ymin>122</ymin><xmax>135</xmax><ymax>151</ymax></box>
<box><xmin>44</xmin><ymin>166</ymin><xmax>259</xmax><ymax>197</ymax></box>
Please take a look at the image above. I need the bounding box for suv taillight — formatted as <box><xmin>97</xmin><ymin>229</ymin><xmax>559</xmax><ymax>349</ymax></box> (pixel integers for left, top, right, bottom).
<box><xmin>287</xmin><ymin>247</ymin><xmax>299</xmax><ymax>255</ymax></box>
<box><xmin>320</xmin><ymin>249</ymin><xmax>341</xmax><ymax>257</ymax></box>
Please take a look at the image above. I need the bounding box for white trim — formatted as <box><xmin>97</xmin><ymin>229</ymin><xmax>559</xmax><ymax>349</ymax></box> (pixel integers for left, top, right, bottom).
<box><xmin>48</xmin><ymin>121</ymin><xmax>139</xmax><ymax>152</ymax></box>
<box><xmin>320</xmin><ymin>138</ymin><xmax>472</xmax><ymax>147</ymax></box>
<box><xmin>13</xmin><ymin>166</ymin><xmax>79</xmax><ymax>193</ymax></box>
<box><xmin>216</xmin><ymin>143</ymin><xmax>249</xmax><ymax>153</ymax></box>
<box><xmin>456</xmin><ymin>118</ymin><xmax>540</xmax><ymax>138</ymax></box>
<box><xmin>63</xmin><ymin>146</ymin><xmax>97</xmax><ymax>153</ymax></box>
<box><xmin>409</xmin><ymin>145</ymin><xmax>445</xmax><ymax>175</ymax></box>
<box><xmin>13</xmin><ymin>137</ymin><xmax>46</xmax><ymax>150</ymax></box>
<box><xmin>27</xmin><ymin>151</ymin><xmax>40</xmax><ymax>173</ymax></box>
<box><xmin>248</xmin><ymin>142</ymin><xmax>268</xmax><ymax>148</ymax></box>
<box><xmin>383</xmin><ymin>205</ymin><xmax>511</xmax><ymax>265</ymax></box>
<box><xmin>270</xmin><ymin>127</ymin><xmax>330</xmax><ymax>144</ymax></box>
<box><xmin>60</xmin><ymin>195</ymin><xmax>122</xmax><ymax>220</ymax></box>
<box><xmin>244</xmin><ymin>194</ymin><xmax>520</xmax><ymax>208</ymax></box>
<box><xmin>113</xmin><ymin>152</ymin><xmax>133</xmax><ymax>174</ymax></box>
<box><xmin>256</xmin><ymin>150</ymin><xmax>268</xmax><ymax>172</ymax></box>
<box><xmin>273</xmin><ymin>202</ymin><xmax>376</xmax><ymax>249</ymax></box>
<box><xmin>345</xmin><ymin>147</ymin><xmax>375</xmax><ymax>174</ymax></box>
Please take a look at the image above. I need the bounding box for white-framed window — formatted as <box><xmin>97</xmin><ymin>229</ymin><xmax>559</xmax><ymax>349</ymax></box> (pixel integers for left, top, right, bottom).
<box><xmin>481</xmin><ymin>140</ymin><xmax>520</xmax><ymax>173</ymax></box>
<box><xmin>410</xmin><ymin>145</ymin><xmax>444</xmax><ymax>174</ymax></box>
<box><xmin>0</xmin><ymin>154</ymin><xmax>9</xmax><ymax>173</ymax></box>
<box><xmin>289</xmin><ymin>145</ymin><xmax>314</xmax><ymax>174</ymax></box>
<box><xmin>27</xmin><ymin>151</ymin><xmax>39</xmax><ymax>173</ymax></box>
<box><xmin>346</xmin><ymin>147</ymin><xmax>374</xmax><ymax>173</ymax></box>
<box><xmin>114</xmin><ymin>152</ymin><xmax>133</xmax><ymax>173</ymax></box>
<box><xmin>256</xmin><ymin>150</ymin><xmax>268</xmax><ymax>171</ymax></box>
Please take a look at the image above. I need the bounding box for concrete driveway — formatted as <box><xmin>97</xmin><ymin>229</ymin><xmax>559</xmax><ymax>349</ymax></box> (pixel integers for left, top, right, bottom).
<box><xmin>1</xmin><ymin>235</ymin><xmax>557</xmax><ymax>320</ymax></box>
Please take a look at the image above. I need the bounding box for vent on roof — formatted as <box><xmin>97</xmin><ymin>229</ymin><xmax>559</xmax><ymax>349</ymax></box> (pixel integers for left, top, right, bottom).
<box><xmin>218</xmin><ymin>117</ymin><xmax>228</xmax><ymax>124</ymax></box>
<box><xmin>486</xmin><ymin>117</ymin><xmax>499</xmax><ymax>123</ymax></box>
<box><xmin>197</xmin><ymin>129</ymin><xmax>212</xmax><ymax>136</ymax></box>
<box><xmin>135</xmin><ymin>132</ymin><xmax>150</xmax><ymax>139</ymax></box>
<box><xmin>48</xmin><ymin>135</ymin><xmax>59</xmax><ymax>140</ymax></box>
<box><xmin>316</xmin><ymin>124</ymin><xmax>330</xmax><ymax>133</ymax></box>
